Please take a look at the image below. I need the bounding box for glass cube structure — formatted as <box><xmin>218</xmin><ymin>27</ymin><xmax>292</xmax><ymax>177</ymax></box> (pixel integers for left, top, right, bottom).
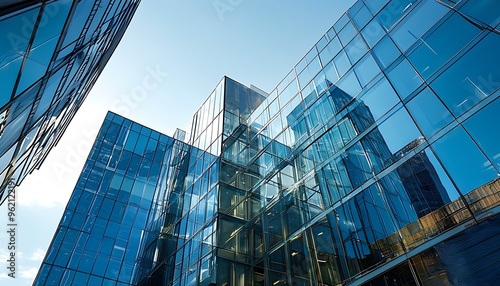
<box><xmin>36</xmin><ymin>0</ymin><xmax>500</xmax><ymax>285</ymax></box>
<box><xmin>0</xmin><ymin>0</ymin><xmax>140</xmax><ymax>203</ymax></box>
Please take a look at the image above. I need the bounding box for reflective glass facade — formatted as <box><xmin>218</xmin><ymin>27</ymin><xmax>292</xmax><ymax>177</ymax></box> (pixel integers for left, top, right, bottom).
<box><xmin>0</xmin><ymin>0</ymin><xmax>140</xmax><ymax>203</ymax></box>
<box><xmin>34</xmin><ymin>112</ymin><xmax>189</xmax><ymax>285</ymax></box>
<box><xmin>38</xmin><ymin>0</ymin><xmax>500</xmax><ymax>285</ymax></box>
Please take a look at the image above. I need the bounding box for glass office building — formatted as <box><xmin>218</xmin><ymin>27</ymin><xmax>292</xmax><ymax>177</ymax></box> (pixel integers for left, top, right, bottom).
<box><xmin>37</xmin><ymin>0</ymin><xmax>500</xmax><ymax>285</ymax></box>
<box><xmin>0</xmin><ymin>0</ymin><xmax>140</xmax><ymax>203</ymax></box>
<box><xmin>34</xmin><ymin>112</ymin><xmax>192</xmax><ymax>285</ymax></box>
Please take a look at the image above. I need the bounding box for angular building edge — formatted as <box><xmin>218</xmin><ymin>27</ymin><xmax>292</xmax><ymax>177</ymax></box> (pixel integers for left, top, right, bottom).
<box><xmin>0</xmin><ymin>0</ymin><xmax>142</xmax><ymax>204</ymax></box>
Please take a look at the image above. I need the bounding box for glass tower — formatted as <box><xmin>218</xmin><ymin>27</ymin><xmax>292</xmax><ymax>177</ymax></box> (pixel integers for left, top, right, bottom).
<box><xmin>37</xmin><ymin>0</ymin><xmax>500</xmax><ymax>285</ymax></box>
<box><xmin>0</xmin><ymin>0</ymin><xmax>140</xmax><ymax>203</ymax></box>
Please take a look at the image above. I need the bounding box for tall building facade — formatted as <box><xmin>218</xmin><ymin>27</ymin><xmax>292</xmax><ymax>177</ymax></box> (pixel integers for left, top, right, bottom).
<box><xmin>0</xmin><ymin>0</ymin><xmax>140</xmax><ymax>203</ymax></box>
<box><xmin>34</xmin><ymin>112</ymin><xmax>191</xmax><ymax>285</ymax></box>
<box><xmin>36</xmin><ymin>0</ymin><xmax>500</xmax><ymax>285</ymax></box>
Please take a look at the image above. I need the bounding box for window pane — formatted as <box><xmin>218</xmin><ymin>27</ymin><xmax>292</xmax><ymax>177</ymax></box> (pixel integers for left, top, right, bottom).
<box><xmin>398</xmin><ymin>149</ymin><xmax>461</xmax><ymax>216</ymax></box>
<box><xmin>353</xmin><ymin>53</ymin><xmax>380</xmax><ymax>87</ymax></box>
<box><xmin>387</xmin><ymin>59</ymin><xmax>423</xmax><ymax>99</ymax></box>
<box><xmin>319</xmin><ymin>36</ymin><xmax>341</xmax><ymax>65</ymax></box>
<box><xmin>336</xmin><ymin>71</ymin><xmax>361</xmax><ymax>99</ymax></box>
<box><xmin>464</xmin><ymin>97</ymin><xmax>500</xmax><ymax>170</ymax></box>
<box><xmin>0</xmin><ymin>7</ymin><xmax>40</xmax><ymax>102</ymax></box>
<box><xmin>357</xmin><ymin>77</ymin><xmax>399</xmax><ymax>121</ymax></box>
<box><xmin>372</xmin><ymin>35</ymin><xmax>400</xmax><ymax>69</ymax></box>
<box><xmin>343</xmin><ymin>142</ymin><xmax>372</xmax><ymax>187</ymax></box>
<box><xmin>364</xmin><ymin>0</ymin><xmax>389</xmax><ymax>15</ymax></box>
<box><xmin>361</xmin><ymin>261</ymin><xmax>417</xmax><ymax>286</ymax></box>
<box><xmin>431</xmin><ymin>33</ymin><xmax>500</xmax><ymax>116</ymax></box>
<box><xmin>432</xmin><ymin>126</ymin><xmax>498</xmax><ymax>193</ymax></box>
<box><xmin>298</xmin><ymin>57</ymin><xmax>322</xmax><ymax>88</ymax></box>
<box><xmin>333</xmin><ymin>50</ymin><xmax>350</xmax><ymax>77</ymax></box>
<box><xmin>334</xmin><ymin>13</ymin><xmax>350</xmax><ymax>33</ymax></box>
<box><xmin>376</xmin><ymin>0</ymin><xmax>415</xmax><ymax>31</ymax></box>
<box><xmin>345</xmin><ymin>35</ymin><xmax>368</xmax><ymax>64</ymax></box>
<box><xmin>338</xmin><ymin>21</ymin><xmax>357</xmax><ymax>46</ymax></box>
<box><xmin>389</xmin><ymin>0</ymin><xmax>447</xmax><ymax>52</ymax></box>
<box><xmin>352</xmin><ymin>5</ymin><xmax>372</xmax><ymax>30</ymax></box>
<box><xmin>361</xmin><ymin>18</ymin><xmax>385</xmax><ymax>48</ymax></box>
<box><xmin>375</xmin><ymin>107</ymin><xmax>422</xmax><ymax>154</ymax></box>
<box><xmin>408</xmin><ymin>12</ymin><xmax>481</xmax><ymax>79</ymax></box>
<box><xmin>460</xmin><ymin>0</ymin><xmax>500</xmax><ymax>27</ymax></box>
<box><xmin>0</xmin><ymin>57</ymin><xmax>22</xmax><ymax>106</ymax></box>
<box><xmin>407</xmin><ymin>88</ymin><xmax>453</xmax><ymax>137</ymax></box>
<box><xmin>17</xmin><ymin>1</ymin><xmax>72</xmax><ymax>92</ymax></box>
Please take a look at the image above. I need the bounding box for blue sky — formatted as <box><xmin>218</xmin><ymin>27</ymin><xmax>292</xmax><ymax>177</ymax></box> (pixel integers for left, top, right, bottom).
<box><xmin>0</xmin><ymin>0</ymin><xmax>354</xmax><ymax>284</ymax></box>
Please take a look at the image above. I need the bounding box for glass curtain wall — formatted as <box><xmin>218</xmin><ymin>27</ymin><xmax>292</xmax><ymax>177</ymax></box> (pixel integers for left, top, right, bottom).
<box><xmin>34</xmin><ymin>112</ymin><xmax>180</xmax><ymax>286</ymax></box>
<box><xmin>196</xmin><ymin>0</ymin><xmax>500</xmax><ymax>285</ymax></box>
<box><xmin>0</xmin><ymin>0</ymin><xmax>140</xmax><ymax>203</ymax></box>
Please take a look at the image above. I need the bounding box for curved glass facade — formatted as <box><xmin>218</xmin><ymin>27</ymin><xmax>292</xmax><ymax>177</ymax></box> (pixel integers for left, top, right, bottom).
<box><xmin>0</xmin><ymin>0</ymin><xmax>140</xmax><ymax>203</ymax></box>
<box><xmin>37</xmin><ymin>0</ymin><xmax>500</xmax><ymax>285</ymax></box>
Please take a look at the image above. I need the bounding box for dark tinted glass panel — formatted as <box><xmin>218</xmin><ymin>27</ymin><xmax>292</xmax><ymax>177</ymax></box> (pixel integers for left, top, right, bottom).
<box><xmin>311</xmin><ymin>219</ymin><xmax>344</xmax><ymax>284</ymax></box>
<box><xmin>460</xmin><ymin>0</ymin><xmax>500</xmax><ymax>27</ymax></box>
<box><xmin>397</xmin><ymin>149</ymin><xmax>461</xmax><ymax>218</ymax></box>
<box><xmin>288</xmin><ymin>234</ymin><xmax>313</xmax><ymax>281</ymax></box>
<box><xmin>411</xmin><ymin>248</ymin><xmax>450</xmax><ymax>286</ymax></box>
<box><xmin>432</xmin><ymin>214</ymin><xmax>500</xmax><ymax>286</ymax></box>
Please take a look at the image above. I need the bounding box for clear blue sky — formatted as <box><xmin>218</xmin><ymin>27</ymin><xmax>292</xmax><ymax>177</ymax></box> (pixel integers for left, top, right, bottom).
<box><xmin>0</xmin><ymin>1</ymin><xmax>354</xmax><ymax>284</ymax></box>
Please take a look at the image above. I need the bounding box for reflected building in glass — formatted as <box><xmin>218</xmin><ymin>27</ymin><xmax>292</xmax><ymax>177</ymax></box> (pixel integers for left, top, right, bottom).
<box><xmin>36</xmin><ymin>0</ymin><xmax>500</xmax><ymax>285</ymax></box>
<box><xmin>0</xmin><ymin>0</ymin><xmax>140</xmax><ymax>203</ymax></box>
